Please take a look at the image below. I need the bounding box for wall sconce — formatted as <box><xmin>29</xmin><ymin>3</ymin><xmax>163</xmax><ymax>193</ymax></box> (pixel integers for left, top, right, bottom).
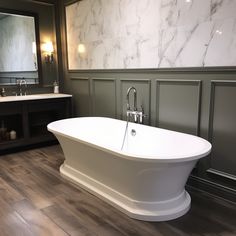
<box><xmin>42</xmin><ymin>41</ymin><xmax>54</xmax><ymax>63</ymax></box>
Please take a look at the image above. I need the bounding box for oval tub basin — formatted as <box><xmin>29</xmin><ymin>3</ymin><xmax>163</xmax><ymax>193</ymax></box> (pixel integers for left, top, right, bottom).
<box><xmin>47</xmin><ymin>117</ymin><xmax>211</xmax><ymax>221</ymax></box>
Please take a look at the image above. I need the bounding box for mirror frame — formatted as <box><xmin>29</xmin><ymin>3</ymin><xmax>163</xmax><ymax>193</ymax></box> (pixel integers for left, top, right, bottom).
<box><xmin>0</xmin><ymin>7</ymin><xmax>42</xmax><ymax>86</ymax></box>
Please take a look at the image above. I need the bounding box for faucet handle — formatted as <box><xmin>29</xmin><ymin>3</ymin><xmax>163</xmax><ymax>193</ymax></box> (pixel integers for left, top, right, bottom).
<box><xmin>140</xmin><ymin>105</ymin><xmax>144</xmax><ymax>112</ymax></box>
<box><xmin>140</xmin><ymin>105</ymin><xmax>146</xmax><ymax>115</ymax></box>
<box><xmin>138</xmin><ymin>105</ymin><xmax>148</xmax><ymax>124</ymax></box>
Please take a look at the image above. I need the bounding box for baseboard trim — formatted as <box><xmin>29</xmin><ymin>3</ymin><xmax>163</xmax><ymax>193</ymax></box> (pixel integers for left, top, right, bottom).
<box><xmin>187</xmin><ymin>175</ymin><xmax>236</xmax><ymax>204</ymax></box>
<box><xmin>0</xmin><ymin>140</ymin><xmax>58</xmax><ymax>156</ymax></box>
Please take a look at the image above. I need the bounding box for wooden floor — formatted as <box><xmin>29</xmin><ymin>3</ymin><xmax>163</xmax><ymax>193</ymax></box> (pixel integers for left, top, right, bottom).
<box><xmin>0</xmin><ymin>145</ymin><xmax>235</xmax><ymax>236</ymax></box>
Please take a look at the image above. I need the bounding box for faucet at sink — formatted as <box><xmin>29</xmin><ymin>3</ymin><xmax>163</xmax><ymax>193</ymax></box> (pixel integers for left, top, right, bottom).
<box><xmin>16</xmin><ymin>79</ymin><xmax>27</xmax><ymax>96</ymax></box>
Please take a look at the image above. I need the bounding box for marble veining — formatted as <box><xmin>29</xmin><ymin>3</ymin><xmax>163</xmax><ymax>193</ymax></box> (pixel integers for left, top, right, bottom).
<box><xmin>66</xmin><ymin>0</ymin><xmax>236</xmax><ymax>69</ymax></box>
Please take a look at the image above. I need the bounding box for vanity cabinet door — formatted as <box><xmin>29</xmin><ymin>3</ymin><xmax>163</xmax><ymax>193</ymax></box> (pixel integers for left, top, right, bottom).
<box><xmin>0</xmin><ymin>102</ymin><xmax>23</xmax><ymax>115</ymax></box>
<box><xmin>27</xmin><ymin>98</ymin><xmax>71</xmax><ymax>139</ymax></box>
<box><xmin>0</xmin><ymin>102</ymin><xmax>25</xmax><ymax>150</ymax></box>
<box><xmin>0</xmin><ymin>97</ymin><xmax>72</xmax><ymax>153</ymax></box>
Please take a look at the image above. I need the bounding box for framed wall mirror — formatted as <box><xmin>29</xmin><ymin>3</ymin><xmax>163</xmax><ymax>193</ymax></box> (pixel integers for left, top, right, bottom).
<box><xmin>0</xmin><ymin>9</ymin><xmax>41</xmax><ymax>85</ymax></box>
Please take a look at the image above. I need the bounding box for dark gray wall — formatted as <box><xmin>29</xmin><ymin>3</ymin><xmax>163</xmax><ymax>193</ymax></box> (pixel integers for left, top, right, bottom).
<box><xmin>0</xmin><ymin>0</ymin><xmax>59</xmax><ymax>93</ymax></box>
<box><xmin>57</xmin><ymin>0</ymin><xmax>236</xmax><ymax>202</ymax></box>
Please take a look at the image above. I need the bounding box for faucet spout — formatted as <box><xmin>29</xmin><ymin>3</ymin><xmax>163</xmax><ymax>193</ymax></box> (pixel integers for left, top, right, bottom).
<box><xmin>126</xmin><ymin>86</ymin><xmax>146</xmax><ymax>124</ymax></box>
<box><xmin>126</xmin><ymin>86</ymin><xmax>137</xmax><ymax>111</ymax></box>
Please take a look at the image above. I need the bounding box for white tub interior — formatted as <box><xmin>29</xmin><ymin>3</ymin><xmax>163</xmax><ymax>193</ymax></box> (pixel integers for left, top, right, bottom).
<box><xmin>49</xmin><ymin>117</ymin><xmax>211</xmax><ymax>162</ymax></box>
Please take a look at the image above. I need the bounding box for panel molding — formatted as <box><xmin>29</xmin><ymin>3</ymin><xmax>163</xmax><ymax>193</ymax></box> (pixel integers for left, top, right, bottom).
<box><xmin>120</xmin><ymin>79</ymin><xmax>151</xmax><ymax>124</ymax></box>
<box><xmin>30</xmin><ymin>0</ymin><xmax>56</xmax><ymax>6</ymax></box>
<box><xmin>70</xmin><ymin>77</ymin><xmax>91</xmax><ymax>115</ymax></box>
<box><xmin>207</xmin><ymin>80</ymin><xmax>236</xmax><ymax>181</ymax></box>
<box><xmin>67</xmin><ymin>67</ymin><xmax>236</xmax><ymax>73</ymax></box>
<box><xmin>155</xmin><ymin>79</ymin><xmax>202</xmax><ymax>136</ymax></box>
<box><xmin>70</xmin><ymin>77</ymin><xmax>90</xmax><ymax>92</ymax></box>
<box><xmin>70</xmin><ymin>76</ymin><xmax>89</xmax><ymax>80</ymax></box>
<box><xmin>70</xmin><ymin>77</ymin><xmax>90</xmax><ymax>95</ymax></box>
<box><xmin>207</xmin><ymin>169</ymin><xmax>236</xmax><ymax>181</ymax></box>
<box><xmin>187</xmin><ymin>175</ymin><xmax>236</xmax><ymax>203</ymax></box>
<box><xmin>90</xmin><ymin>77</ymin><xmax>117</xmax><ymax>117</ymax></box>
<box><xmin>208</xmin><ymin>80</ymin><xmax>236</xmax><ymax>140</ymax></box>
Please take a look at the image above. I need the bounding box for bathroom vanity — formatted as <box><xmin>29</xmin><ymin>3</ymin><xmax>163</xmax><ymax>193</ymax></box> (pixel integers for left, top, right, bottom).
<box><xmin>0</xmin><ymin>94</ymin><xmax>72</xmax><ymax>152</ymax></box>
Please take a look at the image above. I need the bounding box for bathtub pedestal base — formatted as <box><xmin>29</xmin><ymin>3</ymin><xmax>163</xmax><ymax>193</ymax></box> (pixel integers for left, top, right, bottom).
<box><xmin>60</xmin><ymin>163</ymin><xmax>191</xmax><ymax>222</ymax></box>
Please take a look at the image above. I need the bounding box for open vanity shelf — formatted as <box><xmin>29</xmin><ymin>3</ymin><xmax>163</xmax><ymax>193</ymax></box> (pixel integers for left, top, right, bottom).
<box><xmin>0</xmin><ymin>94</ymin><xmax>72</xmax><ymax>152</ymax></box>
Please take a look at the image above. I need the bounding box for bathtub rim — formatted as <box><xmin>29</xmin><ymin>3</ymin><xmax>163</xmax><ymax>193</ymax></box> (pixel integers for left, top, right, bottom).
<box><xmin>47</xmin><ymin>117</ymin><xmax>212</xmax><ymax>163</ymax></box>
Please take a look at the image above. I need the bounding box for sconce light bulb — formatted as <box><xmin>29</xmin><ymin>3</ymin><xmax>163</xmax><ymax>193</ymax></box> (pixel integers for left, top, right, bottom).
<box><xmin>43</xmin><ymin>41</ymin><xmax>54</xmax><ymax>64</ymax></box>
<box><xmin>78</xmin><ymin>43</ymin><xmax>86</xmax><ymax>54</ymax></box>
<box><xmin>43</xmin><ymin>41</ymin><xmax>54</xmax><ymax>53</ymax></box>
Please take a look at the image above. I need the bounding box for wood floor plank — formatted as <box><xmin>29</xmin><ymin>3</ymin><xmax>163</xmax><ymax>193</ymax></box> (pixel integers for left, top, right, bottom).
<box><xmin>52</xmin><ymin>195</ymin><xmax>130</xmax><ymax>236</ymax></box>
<box><xmin>0</xmin><ymin>196</ymin><xmax>33</xmax><ymax>236</ymax></box>
<box><xmin>53</xmin><ymin>183</ymin><xmax>164</xmax><ymax>236</ymax></box>
<box><xmin>0</xmin><ymin>176</ymin><xmax>25</xmax><ymax>203</ymax></box>
<box><xmin>0</xmin><ymin>211</ymin><xmax>34</xmax><ymax>236</ymax></box>
<box><xmin>0</xmin><ymin>145</ymin><xmax>235</xmax><ymax>236</ymax></box>
<box><xmin>42</xmin><ymin>204</ymin><xmax>97</xmax><ymax>236</ymax></box>
<box><xmin>13</xmin><ymin>199</ymin><xmax>68</xmax><ymax>236</ymax></box>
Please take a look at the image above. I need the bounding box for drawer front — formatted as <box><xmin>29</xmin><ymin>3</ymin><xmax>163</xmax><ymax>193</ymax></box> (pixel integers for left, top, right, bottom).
<box><xmin>0</xmin><ymin>102</ymin><xmax>23</xmax><ymax>115</ymax></box>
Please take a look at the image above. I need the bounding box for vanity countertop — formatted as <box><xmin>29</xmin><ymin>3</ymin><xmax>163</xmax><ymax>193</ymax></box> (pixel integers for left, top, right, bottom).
<box><xmin>0</xmin><ymin>93</ymin><xmax>72</xmax><ymax>103</ymax></box>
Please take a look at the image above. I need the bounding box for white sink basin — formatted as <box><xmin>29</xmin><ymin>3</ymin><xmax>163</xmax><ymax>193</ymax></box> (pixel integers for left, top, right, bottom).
<box><xmin>0</xmin><ymin>93</ymin><xmax>72</xmax><ymax>102</ymax></box>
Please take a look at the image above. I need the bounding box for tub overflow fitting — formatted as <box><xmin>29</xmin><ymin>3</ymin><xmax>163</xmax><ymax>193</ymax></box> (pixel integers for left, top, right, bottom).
<box><xmin>131</xmin><ymin>129</ymin><xmax>136</xmax><ymax>136</ymax></box>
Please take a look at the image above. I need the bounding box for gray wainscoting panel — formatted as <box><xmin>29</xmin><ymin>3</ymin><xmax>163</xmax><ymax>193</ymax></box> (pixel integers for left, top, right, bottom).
<box><xmin>64</xmin><ymin>70</ymin><xmax>236</xmax><ymax>201</ymax></box>
<box><xmin>120</xmin><ymin>79</ymin><xmax>151</xmax><ymax>124</ymax></box>
<box><xmin>208</xmin><ymin>80</ymin><xmax>236</xmax><ymax>180</ymax></box>
<box><xmin>156</xmin><ymin>80</ymin><xmax>201</xmax><ymax>135</ymax></box>
<box><xmin>91</xmin><ymin>78</ymin><xmax>116</xmax><ymax>118</ymax></box>
<box><xmin>71</xmin><ymin>77</ymin><xmax>90</xmax><ymax>116</ymax></box>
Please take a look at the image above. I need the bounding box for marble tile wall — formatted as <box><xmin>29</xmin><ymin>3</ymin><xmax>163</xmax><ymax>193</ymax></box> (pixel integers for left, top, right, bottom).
<box><xmin>66</xmin><ymin>0</ymin><xmax>236</xmax><ymax>69</ymax></box>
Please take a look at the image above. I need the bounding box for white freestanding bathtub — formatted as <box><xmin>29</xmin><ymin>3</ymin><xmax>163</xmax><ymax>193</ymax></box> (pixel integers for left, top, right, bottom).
<box><xmin>47</xmin><ymin>117</ymin><xmax>211</xmax><ymax>221</ymax></box>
